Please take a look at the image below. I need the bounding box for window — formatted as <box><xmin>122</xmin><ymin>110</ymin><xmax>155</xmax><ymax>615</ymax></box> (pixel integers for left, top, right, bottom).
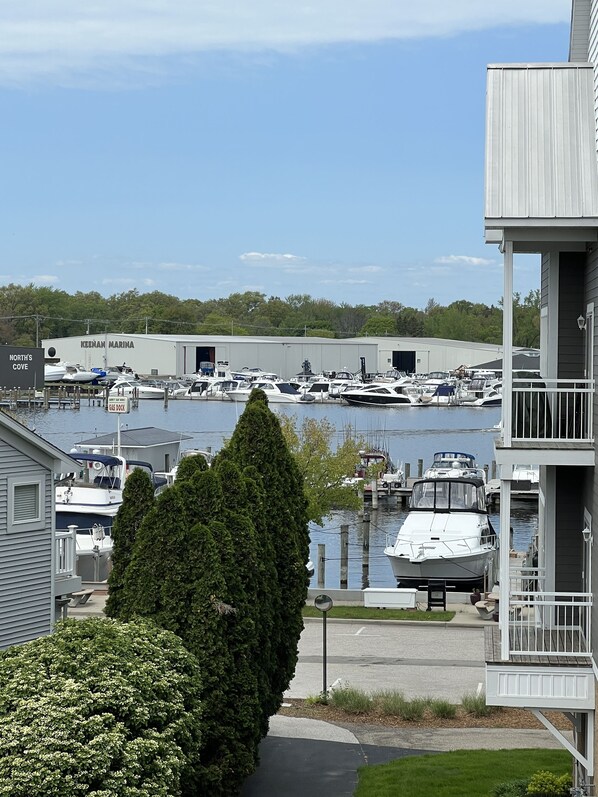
<box><xmin>7</xmin><ymin>475</ymin><xmax>45</xmax><ymax>533</ymax></box>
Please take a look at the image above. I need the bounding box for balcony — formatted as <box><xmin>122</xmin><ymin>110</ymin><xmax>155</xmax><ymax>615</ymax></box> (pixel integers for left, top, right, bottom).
<box><xmin>54</xmin><ymin>527</ymin><xmax>82</xmax><ymax>597</ymax></box>
<box><xmin>486</xmin><ymin>567</ymin><xmax>594</xmax><ymax>709</ymax></box>
<box><xmin>496</xmin><ymin>378</ymin><xmax>595</xmax><ymax>467</ymax></box>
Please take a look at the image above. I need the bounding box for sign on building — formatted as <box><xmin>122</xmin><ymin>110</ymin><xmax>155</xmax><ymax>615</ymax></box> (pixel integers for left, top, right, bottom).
<box><xmin>0</xmin><ymin>347</ymin><xmax>44</xmax><ymax>389</ymax></box>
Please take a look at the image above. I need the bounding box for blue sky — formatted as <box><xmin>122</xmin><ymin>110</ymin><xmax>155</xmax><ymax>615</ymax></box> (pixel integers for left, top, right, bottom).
<box><xmin>0</xmin><ymin>1</ymin><xmax>571</xmax><ymax>309</ymax></box>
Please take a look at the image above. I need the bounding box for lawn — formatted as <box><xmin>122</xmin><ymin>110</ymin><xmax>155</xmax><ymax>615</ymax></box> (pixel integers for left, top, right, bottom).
<box><xmin>355</xmin><ymin>748</ymin><xmax>571</xmax><ymax>797</ymax></box>
<box><xmin>302</xmin><ymin>605</ymin><xmax>455</xmax><ymax>621</ymax></box>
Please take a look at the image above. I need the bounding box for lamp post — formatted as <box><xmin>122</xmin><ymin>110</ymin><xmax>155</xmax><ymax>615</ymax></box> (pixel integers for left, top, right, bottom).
<box><xmin>314</xmin><ymin>593</ymin><xmax>333</xmax><ymax>698</ymax></box>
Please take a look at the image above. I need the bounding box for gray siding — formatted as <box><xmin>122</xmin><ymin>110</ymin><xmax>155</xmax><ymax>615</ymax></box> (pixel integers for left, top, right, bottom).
<box><xmin>557</xmin><ymin>252</ymin><xmax>586</xmax><ymax>377</ymax></box>
<box><xmin>570</xmin><ymin>0</ymin><xmax>591</xmax><ymax>62</ymax></box>
<box><xmin>555</xmin><ymin>467</ymin><xmax>585</xmax><ymax>592</ymax></box>
<box><xmin>541</xmin><ymin>252</ymin><xmax>550</xmax><ymax>307</ymax></box>
<box><xmin>0</xmin><ymin>440</ymin><xmax>53</xmax><ymax>649</ymax></box>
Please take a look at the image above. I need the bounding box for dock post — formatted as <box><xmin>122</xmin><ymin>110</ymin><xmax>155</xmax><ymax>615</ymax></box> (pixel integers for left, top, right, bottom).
<box><xmin>340</xmin><ymin>525</ymin><xmax>349</xmax><ymax>589</ymax></box>
<box><xmin>417</xmin><ymin>458</ymin><xmax>423</xmax><ymax>477</ymax></box>
<box><xmin>370</xmin><ymin>479</ymin><xmax>378</xmax><ymax>509</ymax></box>
<box><xmin>405</xmin><ymin>462</ymin><xmax>411</xmax><ymax>480</ymax></box>
<box><xmin>317</xmin><ymin>544</ymin><xmax>326</xmax><ymax>589</ymax></box>
<box><xmin>361</xmin><ymin>512</ymin><xmax>370</xmax><ymax>589</ymax></box>
<box><xmin>163</xmin><ymin>388</ymin><xmax>169</xmax><ymax>408</ymax></box>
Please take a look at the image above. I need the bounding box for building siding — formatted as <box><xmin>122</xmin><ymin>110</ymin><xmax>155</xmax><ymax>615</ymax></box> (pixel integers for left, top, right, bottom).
<box><xmin>0</xmin><ymin>440</ymin><xmax>53</xmax><ymax>649</ymax></box>
<box><xmin>558</xmin><ymin>252</ymin><xmax>586</xmax><ymax>377</ymax></box>
<box><xmin>555</xmin><ymin>467</ymin><xmax>585</xmax><ymax>593</ymax></box>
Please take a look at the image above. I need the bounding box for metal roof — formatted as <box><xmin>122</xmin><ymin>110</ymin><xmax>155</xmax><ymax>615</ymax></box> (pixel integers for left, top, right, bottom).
<box><xmin>485</xmin><ymin>63</ymin><xmax>598</xmax><ymax>228</ymax></box>
<box><xmin>76</xmin><ymin>426</ymin><xmax>192</xmax><ymax>449</ymax></box>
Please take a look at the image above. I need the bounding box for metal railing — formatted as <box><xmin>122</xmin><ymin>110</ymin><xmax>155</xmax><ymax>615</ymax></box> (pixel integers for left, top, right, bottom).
<box><xmin>510</xmin><ymin>378</ymin><xmax>594</xmax><ymax>444</ymax></box>
<box><xmin>55</xmin><ymin>527</ymin><xmax>78</xmax><ymax>580</ymax></box>
<box><xmin>507</xmin><ymin>588</ymin><xmax>592</xmax><ymax>658</ymax></box>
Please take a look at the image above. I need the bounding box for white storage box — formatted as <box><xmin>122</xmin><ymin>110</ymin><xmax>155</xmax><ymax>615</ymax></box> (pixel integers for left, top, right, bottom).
<box><xmin>363</xmin><ymin>588</ymin><xmax>417</xmax><ymax>609</ymax></box>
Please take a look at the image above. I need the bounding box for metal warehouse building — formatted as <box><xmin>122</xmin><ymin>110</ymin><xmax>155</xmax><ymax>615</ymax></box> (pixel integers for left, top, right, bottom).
<box><xmin>41</xmin><ymin>333</ymin><xmax>520</xmax><ymax>379</ymax></box>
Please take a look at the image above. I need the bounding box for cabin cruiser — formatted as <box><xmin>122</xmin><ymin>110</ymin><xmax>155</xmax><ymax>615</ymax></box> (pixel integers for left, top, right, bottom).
<box><xmin>384</xmin><ymin>476</ymin><xmax>497</xmax><ymax>587</ymax></box>
<box><xmin>225</xmin><ymin>380</ymin><xmax>316</xmax><ymax>404</ymax></box>
<box><xmin>59</xmin><ymin>363</ymin><xmax>98</xmax><ymax>383</ymax></box>
<box><xmin>44</xmin><ymin>363</ymin><xmax>67</xmax><ymax>382</ymax></box>
<box><xmin>459</xmin><ymin>377</ymin><xmax>502</xmax><ymax>407</ymax></box>
<box><xmin>340</xmin><ymin>380</ymin><xmax>421</xmax><ymax>407</ymax></box>
<box><xmin>109</xmin><ymin>378</ymin><xmax>166</xmax><ymax>400</ymax></box>
<box><xmin>173</xmin><ymin>376</ymin><xmax>250</xmax><ymax>400</ymax></box>
<box><xmin>56</xmin><ymin>452</ymin><xmax>166</xmax><ymax>580</ymax></box>
<box><xmin>424</xmin><ymin>451</ymin><xmax>487</xmax><ymax>482</ymax></box>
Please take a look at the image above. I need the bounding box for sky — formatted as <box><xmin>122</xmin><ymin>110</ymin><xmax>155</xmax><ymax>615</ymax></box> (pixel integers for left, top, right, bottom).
<box><xmin>0</xmin><ymin>1</ymin><xmax>573</xmax><ymax>310</ymax></box>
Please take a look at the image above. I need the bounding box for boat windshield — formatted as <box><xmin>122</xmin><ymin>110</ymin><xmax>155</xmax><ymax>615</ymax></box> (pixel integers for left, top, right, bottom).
<box><xmin>411</xmin><ymin>479</ymin><xmax>486</xmax><ymax>512</ymax></box>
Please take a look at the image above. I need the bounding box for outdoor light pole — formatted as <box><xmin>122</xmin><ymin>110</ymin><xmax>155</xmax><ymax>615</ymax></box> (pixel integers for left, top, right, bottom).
<box><xmin>314</xmin><ymin>594</ymin><xmax>333</xmax><ymax>697</ymax></box>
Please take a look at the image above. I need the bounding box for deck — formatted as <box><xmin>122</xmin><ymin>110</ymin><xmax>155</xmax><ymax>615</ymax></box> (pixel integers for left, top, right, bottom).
<box><xmin>485</xmin><ymin>625</ymin><xmax>590</xmax><ymax>666</ymax></box>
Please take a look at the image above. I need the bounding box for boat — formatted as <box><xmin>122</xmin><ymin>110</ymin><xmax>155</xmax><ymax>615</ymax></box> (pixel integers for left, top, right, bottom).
<box><xmin>459</xmin><ymin>377</ymin><xmax>502</xmax><ymax>407</ymax></box>
<box><xmin>44</xmin><ymin>363</ymin><xmax>67</xmax><ymax>382</ymax></box>
<box><xmin>109</xmin><ymin>377</ymin><xmax>166</xmax><ymax>400</ymax></box>
<box><xmin>418</xmin><ymin>382</ymin><xmax>459</xmax><ymax>405</ymax></box>
<box><xmin>55</xmin><ymin>452</ymin><xmax>167</xmax><ymax>580</ymax></box>
<box><xmin>340</xmin><ymin>379</ymin><xmax>421</xmax><ymax>407</ymax></box>
<box><xmin>384</xmin><ymin>476</ymin><xmax>498</xmax><ymax>587</ymax></box>
<box><xmin>344</xmin><ymin>448</ymin><xmax>405</xmax><ymax>495</ymax></box>
<box><xmin>511</xmin><ymin>464</ymin><xmax>539</xmax><ymax>499</ymax></box>
<box><xmin>424</xmin><ymin>451</ymin><xmax>487</xmax><ymax>482</ymax></box>
<box><xmin>225</xmin><ymin>380</ymin><xmax>316</xmax><ymax>404</ymax></box>
<box><xmin>60</xmin><ymin>363</ymin><xmax>98</xmax><ymax>383</ymax></box>
<box><xmin>172</xmin><ymin>376</ymin><xmax>250</xmax><ymax>400</ymax></box>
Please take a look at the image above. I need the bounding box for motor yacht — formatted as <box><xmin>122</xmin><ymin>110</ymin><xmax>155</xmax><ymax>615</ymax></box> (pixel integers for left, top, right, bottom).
<box><xmin>424</xmin><ymin>451</ymin><xmax>487</xmax><ymax>482</ymax></box>
<box><xmin>340</xmin><ymin>379</ymin><xmax>421</xmax><ymax>407</ymax></box>
<box><xmin>384</xmin><ymin>476</ymin><xmax>498</xmax><ymax>587</ymax></box>
<box><xmin>109</xmin><ymin>378</ymin><xmax>166</xmax><ymax>400</ymax></box>
<box><xmin>225</xmin><ymin>380</ymin><xmax>315</xmax><ymax>403</ymax></box>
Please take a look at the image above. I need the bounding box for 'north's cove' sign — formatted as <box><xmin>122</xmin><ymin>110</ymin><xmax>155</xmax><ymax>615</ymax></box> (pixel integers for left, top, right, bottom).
<box><xmin>0</xmin><ymin>347</ymin><xmax>44</xmax><ymax>389</ymax></box>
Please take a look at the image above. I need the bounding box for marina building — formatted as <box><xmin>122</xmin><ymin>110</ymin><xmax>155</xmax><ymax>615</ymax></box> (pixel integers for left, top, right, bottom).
<box><xmin>484</xmin><ymin>1</ymin><xmax>598</xmax><ymax>792</ymax></box>
<box><xmin>41</xmin><ymin>332</ymin><xmax>525</xmax><ymax>380</ymax></box>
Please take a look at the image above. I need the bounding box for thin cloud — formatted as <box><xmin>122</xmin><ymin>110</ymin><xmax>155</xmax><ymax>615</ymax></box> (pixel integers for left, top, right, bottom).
<box><xmin>435</xmin><ymin>255</ymin><xmax>495</xmax><ymax>266</ymax></box>
<box><xmin>349</xmin><ymin>265</ymin><xmax>383</xmax><ymax>274</ymax></box>
<box><xmin>320</xmin><ymin>278</ymin><xmax>370</xmax><ymax>285</ymax></box>
<box><xmin>240</xmin><ymin>252</ymin><xmax>306</xmax><ymax>265</ymax></box>
<box><xmin>0</xmin><ymin>1</ymin><xmax>569</xmax><ymax>86</ymax></box>
<box><xmin>0</xmin><ymin>273</ymin><xmax>59</xmax><ymax>286</ymax></box>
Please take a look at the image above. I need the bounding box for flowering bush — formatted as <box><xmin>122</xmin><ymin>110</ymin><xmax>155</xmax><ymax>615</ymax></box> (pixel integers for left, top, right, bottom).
<box><xmin>0</xmin><ymin>618</ymin><xmax>202</xmax><ymax>797</ymax></box>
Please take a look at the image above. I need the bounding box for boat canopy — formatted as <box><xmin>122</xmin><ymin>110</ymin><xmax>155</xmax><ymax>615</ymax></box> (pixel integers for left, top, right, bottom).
<box><xmin>410</xmin><ymin>478</ymin><xmax>487</xmax><ymax>513</ymax></box>
<box><xmin>71</xmin><ymin>453</ymin><xmax>123</xmax><ymax>467</ymax></box>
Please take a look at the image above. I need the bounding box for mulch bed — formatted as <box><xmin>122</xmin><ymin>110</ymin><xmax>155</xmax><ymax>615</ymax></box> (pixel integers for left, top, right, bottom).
<box><xmin>278</xmin><ymin>699</ymin><xmax>573</xmax><ymax>731</ymax></box>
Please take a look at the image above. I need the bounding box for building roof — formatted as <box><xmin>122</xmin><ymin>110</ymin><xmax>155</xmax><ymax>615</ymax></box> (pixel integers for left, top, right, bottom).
<box><xmin>0</xmin><ymin>409</ymin><xmax>79</xmax><ymax>471</ymax></box>
<box><xmin>471</xmin><ymin>351</ymin><xmax>541</xmax><ymax>372</ymax></box>
<box><xmin>485</xmin><ymin>63</ymin><xmax>598</xmax><ymax>235</ymax></box>
<box><xmin>76</xmin><ymin>426</ymin><xmax>192</xmax><ymax>450</ymax></box>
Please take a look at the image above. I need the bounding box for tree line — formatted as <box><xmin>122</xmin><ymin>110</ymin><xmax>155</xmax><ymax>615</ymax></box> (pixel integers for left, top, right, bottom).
<box><xmin>0</xmin><ymin>284</ymin><xmax>540</xmax><ymax>348</ymax></box>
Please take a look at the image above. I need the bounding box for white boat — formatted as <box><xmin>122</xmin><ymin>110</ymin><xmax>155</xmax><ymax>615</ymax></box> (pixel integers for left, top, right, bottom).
<box><xmin>109</xmin><ymin>378</ymin><xmax>166</xmax><ymax>400</ymax></box>
<box><xmin>173</xmin><ymin>376</ymin><xmax>250</xmax><ymax>400</ymax></box>
<box><xmin>56</xmin><ymin>452</ymin><xmax>167</xmax><ymax>580</ymax></box>
<box><xmin>512</xmin><ymin>464</ymin><xmax>539</xmax><ymax>499</ymax></box>
<box><xmin>60</xmin><ymin>363</ymin><xmax>98</xmax><ymax>383</ymax></box>
<box><xmin>459</xmin><ymin>377</ymin><xmax>502</xmax><ymax>407</ymax></box>
<box><xmin>340</xmin><ymin>379</ymin><xmax>421</xmax><ymax>407</ymax></box>
<box><xmin>44</xmin><ymin>363</ymin><xmax>67</xmax><ymax>382</ymax></box>
<box><xmin>384</xmin><ymin>476</ymin><xmax>498</xmax><ymax>587</ymax></box>
<box><xmin>225</xmin><ymin>380</ymin><xmax>316</xmax><ymax>404</ymax></box>
<box><xmin>424</xmin><ymin>451</ymin><xmax>487</xmax><ymax>482</ymax></box>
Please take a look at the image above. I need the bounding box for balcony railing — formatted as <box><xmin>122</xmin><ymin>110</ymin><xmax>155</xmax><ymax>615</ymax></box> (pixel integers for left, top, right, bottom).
<box><xmin>510</xmin><ymin>378</ymin><xmax>594</xmax><ymax>444</ymax></box>
<box><xmin>55</xmin><ymin>527</ymin><xmax>78</xmax><ymax>581</ymax></box>
<box><xmin>505</xmin><ymin>567</ymin><xmax>592</xmax><ymax>658</ymax></box>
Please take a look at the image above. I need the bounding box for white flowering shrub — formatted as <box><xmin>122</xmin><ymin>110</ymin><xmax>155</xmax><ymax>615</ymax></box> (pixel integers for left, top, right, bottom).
<box><xmin>0</xmin><ymin>618</ymin><xmax>202</xmax><ymax>797</ymax></box>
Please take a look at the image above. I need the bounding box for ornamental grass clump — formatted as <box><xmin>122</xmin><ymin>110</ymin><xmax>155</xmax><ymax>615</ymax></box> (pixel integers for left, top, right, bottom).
<box><xmin>0</xmin><ymin>617</ymin><xmax>202</xmax><ymax>797</ymax></box>
<box><xmin>428</xmin><ymin>698</ymin><xmax>457</xmax><ymax>719</ymax></box>
<box><xmin>461</xmin><ymin>689</ymin><xmax>498</xmax><ymax>717</ymax></box>
<box><xmin>371</xmin><ymin>689</ymin><xmax>409</xmax><ymax>716</ymax></box>
<box><xmin>329</xmin><ymin>685</ymin><xmax>372</xmax><ymax>715</ymax></box>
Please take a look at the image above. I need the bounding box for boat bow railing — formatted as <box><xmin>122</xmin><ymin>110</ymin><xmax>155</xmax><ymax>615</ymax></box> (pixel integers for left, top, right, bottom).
<box><xmin>386</xmin><ymin>532</ymin><xmax>495</xmax><ymax>559</ymax></box>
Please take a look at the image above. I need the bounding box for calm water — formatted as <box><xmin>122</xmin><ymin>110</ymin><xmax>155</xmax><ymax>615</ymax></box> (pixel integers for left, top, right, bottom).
<box><xmin>14</xmin><ymin>399</ymin><xmax>536</xmax><ymax>588</ymax></box>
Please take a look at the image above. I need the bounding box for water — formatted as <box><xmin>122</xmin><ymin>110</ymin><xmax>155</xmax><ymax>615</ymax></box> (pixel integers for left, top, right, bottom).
<box><xmin>14</xmin><ymin>399</ymin><xmax>537</xmax><ymax>588</ymax></box>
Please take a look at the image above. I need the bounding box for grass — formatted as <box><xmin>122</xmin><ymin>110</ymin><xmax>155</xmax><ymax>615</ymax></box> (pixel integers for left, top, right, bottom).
<box><xmin>329</xmin><ymin>686</ymin><xmax>373</xmax><ymax>714</ymax></box>
<box><xmin>354</xmin><ymin>749</ymin><xmax>571</xmax><ymax>797</ymax></box>
<box><xmin>461</xmin><ymin>690</ymin><xmax>499</xmax><ymax>717</ymax></box>
<box><xmin>302</xmin><ymin>605</ymin><xmax>455</xmax><ymax>621</ymax></box>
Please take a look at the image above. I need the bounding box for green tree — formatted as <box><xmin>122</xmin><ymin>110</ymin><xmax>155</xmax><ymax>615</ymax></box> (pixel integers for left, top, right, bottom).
<box><xmin>105</xmin><ymin>468</ymin><xmax>155</xmax><ymax>619</ymax></box>
<box><xmin>225</xmin><ymin>390</ymin><xmax>310</xmax><ymax>703</ymax></box>
<box><xmin>279</xmin><ymin>415</ymin><xmax>363</xmax><ymax>524</ymax></box>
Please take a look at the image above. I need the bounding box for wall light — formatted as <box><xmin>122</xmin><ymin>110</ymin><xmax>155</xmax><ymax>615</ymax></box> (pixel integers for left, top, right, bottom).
<box><xmin>582</xmin><ymin>527</ymin><xmax>592</xmax><ymax>543</ymax></box>
<box><xmin>578</xmin><ymin>315</ymin><xmax>587</xmax><ymax>331</ymax></box>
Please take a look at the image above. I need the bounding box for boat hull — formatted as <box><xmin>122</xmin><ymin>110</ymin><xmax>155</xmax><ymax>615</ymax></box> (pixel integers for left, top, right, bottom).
<box><xmin>384</xmin><ymin>546</ymin><xmax>497</xmax><ymax>586</ymax></box>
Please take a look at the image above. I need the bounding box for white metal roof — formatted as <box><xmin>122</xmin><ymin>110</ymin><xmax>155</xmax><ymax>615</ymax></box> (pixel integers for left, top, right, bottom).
<box><xmin>485</xmin><ymin>63</ymin><xmax>598</xmax><ymax>229</ymax></box>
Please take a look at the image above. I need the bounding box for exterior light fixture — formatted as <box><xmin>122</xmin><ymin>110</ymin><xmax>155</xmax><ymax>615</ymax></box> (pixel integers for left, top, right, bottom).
<box><xmin>578</xmin><ymin>315</ymin><xmax>587</xmax><ymax>331</ymax></box>
<box><xmin>582</xmin><ymin>527</ymin><xmax>592</xmax><ymax>543</ymax></box>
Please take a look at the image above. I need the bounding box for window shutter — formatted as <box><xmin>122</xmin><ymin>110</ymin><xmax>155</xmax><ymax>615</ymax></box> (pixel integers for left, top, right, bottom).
<box><xmin>14</xmin><ymin>483</ymin><xmax>40</xmax><ymax>523</ymax></box>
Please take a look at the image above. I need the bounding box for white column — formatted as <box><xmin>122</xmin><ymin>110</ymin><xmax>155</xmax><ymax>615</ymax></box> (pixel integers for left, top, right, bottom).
<box><xmin>500</xmin><ymin>469</ymin><xmax>512</xmax><ymax>660</ymax></box>
<box><xmin>502</xmin><ymin>240</ymin><xmax>513</xmax><ymax>448</ymax></box>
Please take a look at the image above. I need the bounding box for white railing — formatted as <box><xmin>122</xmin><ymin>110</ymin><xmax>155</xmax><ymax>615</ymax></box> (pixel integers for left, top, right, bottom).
<box><xmin>509</xmin><ymin>565</ymin><xmax>546</xmax><ymax>594</ymax></box>
<box><xmin>511</xmin><ymin>378</ymin><xmax>594</xmax><ymax>444</ymax></box>
<box><xmin>508</xmin><ymin>589</ymin><xmax>592</xmax><ymax>658</ymax></box>
<box><xmin>55</xmin><ymin>527</ymin><xmax>78</xmax><ymax>580</ymax></box>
